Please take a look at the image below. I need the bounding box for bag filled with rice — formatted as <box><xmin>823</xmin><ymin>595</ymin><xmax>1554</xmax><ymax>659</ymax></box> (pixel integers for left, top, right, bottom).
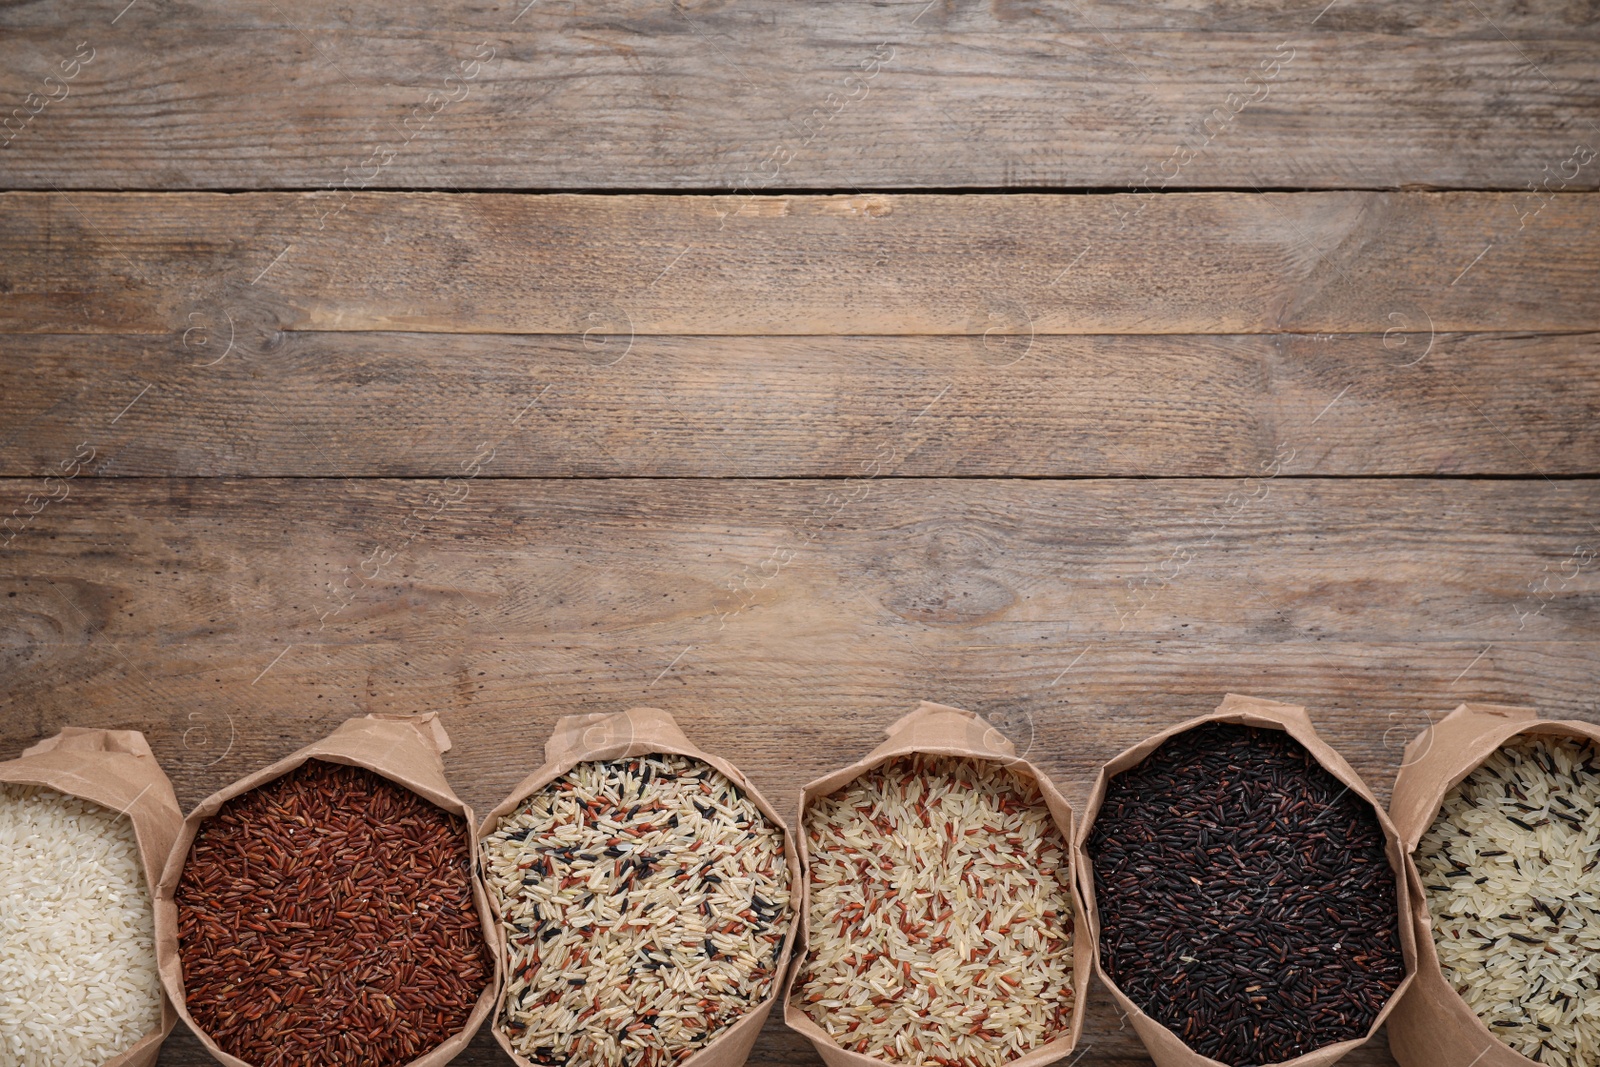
<box><xmin>786</xmin><ymin>701</ymin><xmax>1090</xmax><ymax>1067</ymax></box>
<box><xmin>1390</xmin><ymin>702</ymin><xmax>1600</xmax><ymax>1067</ymax></box>
<box><xmin>155</xmin><ymin>713</ymin><xmax>495</xmax><ymax>1067</ymax></box>
<box><xmin>0</xmin><ymin>727</ymin><xmax>182</xmax><ymax>1067</ymax></box>
<box><xmin>480</xmin><ymin>706</ymin><xmax>799</xmax><ymax>1067</ymax></box>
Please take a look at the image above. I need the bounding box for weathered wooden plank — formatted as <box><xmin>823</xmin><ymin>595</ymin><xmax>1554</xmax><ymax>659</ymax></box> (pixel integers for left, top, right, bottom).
<box><xmin>2</xmin><ymin>192</ymin><xmax>1598</xmax><ymax>335</ymax></box>
<box><xmin>0</xmin><ymin>477</ymin><xmax>1590</xmax><ymax>1067</ymax></box>
<box><xmin>7</xmin><ymin>476</ymin><xmax>1591</xmax><ymax>1066</ymax></box>
<box><xmin>1</xmin><ymin>476</ymin><xmax>1594</xmax><ymax>810</ymax></box>
<box><xmin>6</xmin><ymin>0</ymin><xmax>1594</xmax><ymax>41</ymax></box>
<box><xmin>1</xmin><ymin>331</ymin><xmax>1597</xmax><ymax>477</ymax></box>
<box><xmin>1</xmin><ymin>0</ymin><xmax>1596</xmax><ymax>191</ymax></box>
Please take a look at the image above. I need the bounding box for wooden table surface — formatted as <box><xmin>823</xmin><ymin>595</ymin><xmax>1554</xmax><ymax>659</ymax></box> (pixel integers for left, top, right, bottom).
<box><xmin>2</xmin><ymin>1</ymin><xmax>1597</xmax><ymax>1064</ymax></box>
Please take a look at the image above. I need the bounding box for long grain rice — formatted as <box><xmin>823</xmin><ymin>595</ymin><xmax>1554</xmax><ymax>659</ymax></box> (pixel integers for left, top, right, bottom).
<box><xmin>175</xmin><ymin>760</ymin><xmax>489</xmax><ymax>1067</ymax></box>
<box><xmin>0</xmin><ymin>784</ymin><xmax>162</xmax><ymax>1067</ymax></box>
<box><xmin>482</xmin><ymin>754</ymin><xmax>792</xmax><ymax>1067</ymax></box>
<box><xmin>797</xmin><ymin>754</ymin><xmax>1075</xmax><ymax>1067</ymax></box>
<box><xmin>1089</xmin><ymin>722</ymin><xmax>1403</xmax><ymax>1066</ymax></box>
<box><xmin>1418</xmin><ymin>734</ymin><xmax>1600</xmax><ymax>1067</ymax></box>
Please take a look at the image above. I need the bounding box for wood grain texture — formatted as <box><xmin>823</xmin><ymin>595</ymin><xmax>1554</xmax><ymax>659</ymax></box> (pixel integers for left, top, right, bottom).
<box><xmin>1</xmin><ymin>0</ymin><xmax>1597</xmax><ymax>191</ymax></box>
<box><xmin>2</xmin><ymin>192</ymin><xmax>1599</xmax><ymax>335</ymax></box>
<box><xmin>1</xmin><ymin>331</ymin><xmax>1598</xmax><ymax>477</ymax></box>
<box><xmin>4</xmin><ymin>476</ymin><xmax>1593</xmax><ymax>1064</ymax></box>
<box><xmin>2</xmin><ymin>476</ymin><xmax>1594</xmax><ymax>809</ymax></box>
<box><xmin>4</xmin><ymin>6</ymin><xmax>1596</xmax><ymax>1065</ymax></box>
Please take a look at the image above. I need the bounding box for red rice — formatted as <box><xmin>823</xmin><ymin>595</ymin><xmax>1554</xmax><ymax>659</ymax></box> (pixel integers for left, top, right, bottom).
<box><xmin>175</xmin><ymin>760</ymin><xmax>490</xmax><ymax>1067</ymax></box>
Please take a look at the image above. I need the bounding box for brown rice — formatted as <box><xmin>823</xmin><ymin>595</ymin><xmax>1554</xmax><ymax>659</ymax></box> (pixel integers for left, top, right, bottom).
<box><xmin>796</xmin><ymin>754</ymin><xmax>1075</xmax><ymax>1067</ymax></box>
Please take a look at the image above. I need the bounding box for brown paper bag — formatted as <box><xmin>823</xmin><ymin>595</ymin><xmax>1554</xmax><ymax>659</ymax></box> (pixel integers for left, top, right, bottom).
<box><xmin>0</xmin><ymin>728</ymin><xmax>184</xmax><ymax>1067</ymax></box>
<box><xmin>477</xmin><ymin>706</ymin><xmax>802</xmax><ymax>1067</ymax></box>
<box><xmin>783</xmin><ymin>700</ymin><xmax>1094</xmax><ymax>1067</ymax></box>
<box><xmin>1074</xmin><ymin>694</ymin><xmax>1417</xmax><ymax>1067</ymax></box>
<box><xmin>153</xmin><ymin>713</ymin><xmax>495</xmax><ymax>1067</ymax></box>
<box><xmin>1384</xmin><ymin>701</ymin><xmax>1591</xmax><ymax>1067</ymax></box>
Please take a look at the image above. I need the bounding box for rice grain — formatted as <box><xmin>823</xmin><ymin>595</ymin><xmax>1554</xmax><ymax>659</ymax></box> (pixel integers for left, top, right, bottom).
<box><xmin>797</xmin><ymin>754</ymin><xmax>1076</xmax><ymax>1067</ymax></box>
<box><xmin>175</xmin><ymin>759</ymin><xmax>490</xmax><ymax>1067</ymax></box>
<box><xmin>1418</xmin><ymin>734</ymin><xmax>1600</xmax><ymax>1067</ymax></box>
<box><xmin>1088</xmin><ymin>723</ymin><xmax>1404</xmax><ymax>1066</ymax></box>
<box><xmin>483</xmin><ymin>754</ymin><xmax>792</xmax><ymax>1067</ymax></box>
<box><xmin>0</xmin><ymin>784</ymin><xmax>162</xmax><ymax>1067</ymax></box>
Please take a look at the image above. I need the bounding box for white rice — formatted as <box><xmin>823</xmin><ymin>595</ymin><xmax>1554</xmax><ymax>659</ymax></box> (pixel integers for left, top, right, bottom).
<box><xmin>0</xmin><ymin>784</ymin><xmax>162</xmax><ymax>1067</ymax></box>
<box><xmin>797</xmin><ymin>755</ymin><xmax>1076</xmax><ymax>1067</ymax></box>
<box><xmin>1418</xmin><ymin>735</ymin><xmax>1600</xmax><ymax>1067</ymax></box>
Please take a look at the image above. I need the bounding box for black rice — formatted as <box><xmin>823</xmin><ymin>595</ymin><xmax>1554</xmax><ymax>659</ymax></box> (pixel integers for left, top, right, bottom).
<box><xmin>1087</xmin><ymin>723</ymin><xmax>1405</xmax><ymax>1066</ymax></box>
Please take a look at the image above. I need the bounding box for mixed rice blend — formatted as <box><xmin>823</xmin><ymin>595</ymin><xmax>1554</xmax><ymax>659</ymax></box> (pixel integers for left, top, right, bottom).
<box><xmin>797</xmin><ymin>755</ymin><xmax>1076</xmax><ymax>1067</ymax></box>
<box><xmin>482</xmin><ymin>754</ymin><xmax>792</xmax><ymax>1067</ymax></box>
<box><xmin>1419</xmin><ymin>734</ymin><xmax>1600</xmax><ymax>1067</ymax></box>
